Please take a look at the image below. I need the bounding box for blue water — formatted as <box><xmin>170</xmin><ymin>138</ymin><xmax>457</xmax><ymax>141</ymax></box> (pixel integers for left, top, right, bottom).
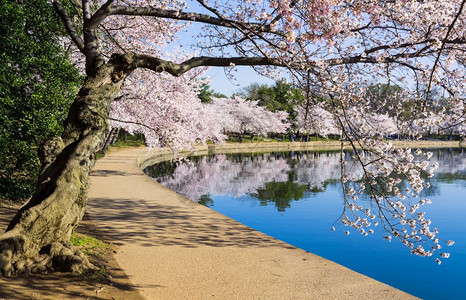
<box><xmin>144</xmin><ymin>149</ymin><xmax>466</xmax><ymax>299</ymax></box>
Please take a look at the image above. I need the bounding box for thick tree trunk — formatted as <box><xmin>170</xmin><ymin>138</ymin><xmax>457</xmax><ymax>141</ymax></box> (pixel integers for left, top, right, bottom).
<box><xmin>0</xmin><ymin>55</ymin><xmax>130</xmax><ymax>276</ymax></box>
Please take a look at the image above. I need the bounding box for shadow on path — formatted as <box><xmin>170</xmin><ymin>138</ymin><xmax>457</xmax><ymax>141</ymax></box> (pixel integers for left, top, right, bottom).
<box><xmin>89</xmin><ymin>197</ymin><xmax>294</xmax><ymax>249</ymax></box>
<box><xmin>0</xmin><ymin>204</ymin><xmax>143</xmax><ymax>300</ymax></box>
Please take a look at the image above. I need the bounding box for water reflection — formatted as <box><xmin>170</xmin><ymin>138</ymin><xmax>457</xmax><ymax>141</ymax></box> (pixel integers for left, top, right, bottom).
<box><xmin>144</xmin><ymin>148</ymin><xmax>466</xmax><ymax>299</ymax></box>
<box><xmin>144</xmin><ymin>151</ymin><xmax>341</xmax><ymax>209</ymax></box>
<box><xmin>143</xmin><ymin>148</ymin><xmax>466</xmax><ymax>211</ymax></box>
<box><xmin>252</xmin><ymin>181</ymin><xmax>309</xmax><ymax>212</ymax></box>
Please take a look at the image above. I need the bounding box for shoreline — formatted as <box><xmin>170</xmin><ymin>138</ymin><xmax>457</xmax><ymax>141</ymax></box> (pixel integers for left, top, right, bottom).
<box><xmin>4</xmin><ymin>140</ymin><xmax>452</xmax><ymax>298</ymax></box>
<box><xmin>86</xmin><ymin>145</ymin><xmax>418</xmax><ymax>299</ymax></box>
<box><xmin>139</xmin><ymin>140</ymin><xmax>461</xmax><ymax>169</ymax></box>
<box><xmin>131</xmin><ymin>140</ymin><xmax>460</xmax><ymax>298</ymax></box>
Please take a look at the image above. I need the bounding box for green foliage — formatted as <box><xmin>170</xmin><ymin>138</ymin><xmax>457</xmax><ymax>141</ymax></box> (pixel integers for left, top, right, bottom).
<box><xmin>198</xmin><ymin>82</ymin><xmax>227</xmax><ymax>103</ymax></box>
<box><xmin>0</xmin><ymin>0</ymin><xmax>82</xmax><ymax>200</ymax></box>
<box><xmin>111</xmin><ymin>139</ymin><xmax>146</xmax><ymax>148</ymax></box>
<box><xmin>199</xmin><ymin>194</ymin><xmax>214</xmax><ymax>207</ymax></box>
<box><xmin>236</xmin><ymin>79</ymin><xmax>305</xmax><ymax>130</ymax></box>
<box><xmin>111</xmin><ymin>131</ymin><xmax>146</xmax><ymax>148</ymax></box>
<box><xmin>71</xmin><ymin>232</ymin><xmax>111</xmax><ymax>282</ymax></box>
<box><xmin>252</xmin><ymin>181</ymin><xmax>308</xmax><ymax>212</ymax></box>
<box><xmin>70</xmin><ymin>233</ymin><xmax>108</xmax><ymax>256</ymax></box>
<box><xmin>364</xmin><ymin>83</ymin><xmax>416</xmax><ymax>121</ymax></box>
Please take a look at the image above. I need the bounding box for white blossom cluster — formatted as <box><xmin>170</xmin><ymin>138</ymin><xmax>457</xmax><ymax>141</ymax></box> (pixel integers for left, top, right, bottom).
<box><xmin>335</xmin><ymin>138</ymin><xmax>455</xmax><ymax>264</ymax></box>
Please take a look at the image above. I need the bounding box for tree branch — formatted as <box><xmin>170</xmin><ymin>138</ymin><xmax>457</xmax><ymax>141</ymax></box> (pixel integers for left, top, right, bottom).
<box><xmin>120</xmin><ymin>51</ymin><xmax>426</xmax><ymax>79</ymax></box>
<box><xmin>82</xmin><ymin>0</ymin><xmax>91</xmax><ymax>21</ymax></box>
<box><xmin>52</xmin><ymin>0</ymin><xmax>85</xmax><ymax>52</ymax></box>
<box><xmin>194</xmin><ymin>0</ymin><xmax>275</xmax><ymax>58</ymax></box>
<box><xmin>363</xmin><ymin>38</ymin><xmax>464</xmax><ymax>57</ymax></box>
<box><xmin>425</xmin><ymin>0</ymin><xmax>465</xmax><ymax>102</ymax></box>
<box><xmin>89</xmin><ymin>5</ymin><xmax>278</xmax><ymax>34</ymax></box>
<box><xmin>81</xmin><ymin>1</ymin><xmax>105</xmax><ymax>74</ymax></box>
<box><xmin>127</xmin><ymin>54</ymin><xmax>289</xmax><ymax>77</ymax></box>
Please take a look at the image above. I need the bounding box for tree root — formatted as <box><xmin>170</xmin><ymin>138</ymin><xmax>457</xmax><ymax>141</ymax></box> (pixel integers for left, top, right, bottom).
<box><xmin>0</xmin><ymin>234</ymin><xmax>96</xmax><ymax>277</ymax></box>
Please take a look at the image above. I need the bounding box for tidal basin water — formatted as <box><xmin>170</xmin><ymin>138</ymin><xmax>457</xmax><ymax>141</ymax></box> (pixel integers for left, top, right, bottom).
<box><xmin>144</xmin><ymin>148</ymin><xmax>466</xmax><ymax>299</ymax></box>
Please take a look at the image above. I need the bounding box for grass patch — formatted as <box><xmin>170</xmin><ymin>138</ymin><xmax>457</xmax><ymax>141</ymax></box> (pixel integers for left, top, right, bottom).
<box><xmin>224</xmin><ymin>134</ymin><xmax>340</xmax><ymax>143</ymax></box>
<box><xmin>70</xmin><ymin>232</ymin><xmax>113</xmax><ymax>282</ymax></box>
<box><xmin>96</xmin><ymin>138</ymin><xmax>146</xmax><ymax>159</ymax></box>
<box><xmin>71</xmin><ymin>232</ymin><xmax>109</xmax><ymax>257</ymax></box>
<box><xmin>95</xmin><ymin>151</ymin><xmax>106</xmax><ymax>159</ymax></box>
<box><xmin>111</xmin><ymin>139</ymin><xmax>146</xmax><ymax>148</ymax></box>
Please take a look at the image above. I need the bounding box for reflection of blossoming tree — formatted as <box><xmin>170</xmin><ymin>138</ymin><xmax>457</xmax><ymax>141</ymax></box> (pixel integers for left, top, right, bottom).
<box><xmin>430</xmin><ymin>149</ymin><xmax>466</xmax><ymax>178</ymax></box>
<box><xmin>149</xmin><ymin>151</ymin><xmax>346</xmax><ymax>202</ymax></box>
<box><xmin>150</xmin><ymin>149</ymin><xmax>466</xmax><ymax>200</ymax></box>
<box><xmin>151</xmin><ymin>147</ymin><xmax>465</xmax><ymax>264</ymax></box>
<box><xmin>153</xmin><ymin>154</ymin><xmax>291</xmax><ymax>200</ymax></box>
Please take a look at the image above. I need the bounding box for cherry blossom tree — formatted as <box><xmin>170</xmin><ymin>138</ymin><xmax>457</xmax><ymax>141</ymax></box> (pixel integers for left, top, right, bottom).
<box><xmin>210</xmin><ymin>96</ymin><xmax>290</xmax><ymax>139</ymax></box>
<box><xmin>109</xmin><ymin>68</ymin><xmax>226</xmax><ymax>150</ymax></box>
<box><xmin>295</xmin><ymin>103</ymin><xmax>339</xmax><ymax>137</ymax></box>
<box><xmin>0</xmin><ymin>0</ymin><xmax>464</xmax><ymax>275</ymax></box>
<box><xmin>412</xmin><ymin>98</ymin><xmax>466</xmax><ymax>137</ymax></box>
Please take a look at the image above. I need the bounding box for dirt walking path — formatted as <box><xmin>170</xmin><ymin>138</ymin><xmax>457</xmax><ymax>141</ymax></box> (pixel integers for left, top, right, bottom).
<box><xmin>86</xmin><ymin>146</ymin><xmax>417</xmax><ymax>299</ymax></box>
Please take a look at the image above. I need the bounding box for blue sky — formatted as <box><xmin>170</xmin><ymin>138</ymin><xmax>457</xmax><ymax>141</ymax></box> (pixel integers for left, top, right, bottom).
<box><xmin>205</xmin><ymin>67</ymin><xmax>275</xmax><ymax>96</ymax></box>
<box><xmin>170</xmin><ymin>0</ymin><xmax>277</xmax><ymax>96</ymax></box>
<box><xmin>172</xmin><ymin>25</ymin><xmax>276</xmax><ymax>96</ymax></box>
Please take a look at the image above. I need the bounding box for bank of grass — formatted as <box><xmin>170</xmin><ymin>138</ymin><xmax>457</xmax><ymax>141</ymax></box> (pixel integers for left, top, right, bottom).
<box><xmin>224</xmin><ymin>134</ymin><xmax>338</xmax><ymax>143</ymax></box>
<box><xmin>97</xmin><ymin>134</ymin><xmax>146</xmax><ymax>159</ymax></box>
<box><xmin>99</xmin><ymin>132</ymin><xmax>463</xmax><ymax>162</ymax></box>
<box><xmin>70</xmin><ymin>232</ymin><xmax>109</xmax><ymax>257</ymax></box>
<box><xmin>111</xmin><ymin>138</ymin><xmax>146</xmax><ymax>148</ymax></box>
<box><xmin>70</xmin><ymin>232</ymin><xmax>112</xmax><ymax>282</ymax></box>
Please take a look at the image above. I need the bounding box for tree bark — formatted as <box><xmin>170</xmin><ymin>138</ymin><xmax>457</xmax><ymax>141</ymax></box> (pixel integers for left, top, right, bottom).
<box><xmin>0</xmin><ymin>54</ymin><xmax>131</xmax><ymax>276</ymax></box>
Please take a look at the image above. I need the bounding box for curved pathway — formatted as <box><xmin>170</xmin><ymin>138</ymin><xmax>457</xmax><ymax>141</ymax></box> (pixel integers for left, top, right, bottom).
<box><xmin>87</xmin><ymin>146</ymin><xmax>416</xmax><ymax>299</ymax></box>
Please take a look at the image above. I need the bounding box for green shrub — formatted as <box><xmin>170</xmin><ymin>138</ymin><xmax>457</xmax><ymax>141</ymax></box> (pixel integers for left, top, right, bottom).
<box><xmin>0</xmin><ymin>0</ymin><xmax>82</xmax><ymax>200</ymax></box>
